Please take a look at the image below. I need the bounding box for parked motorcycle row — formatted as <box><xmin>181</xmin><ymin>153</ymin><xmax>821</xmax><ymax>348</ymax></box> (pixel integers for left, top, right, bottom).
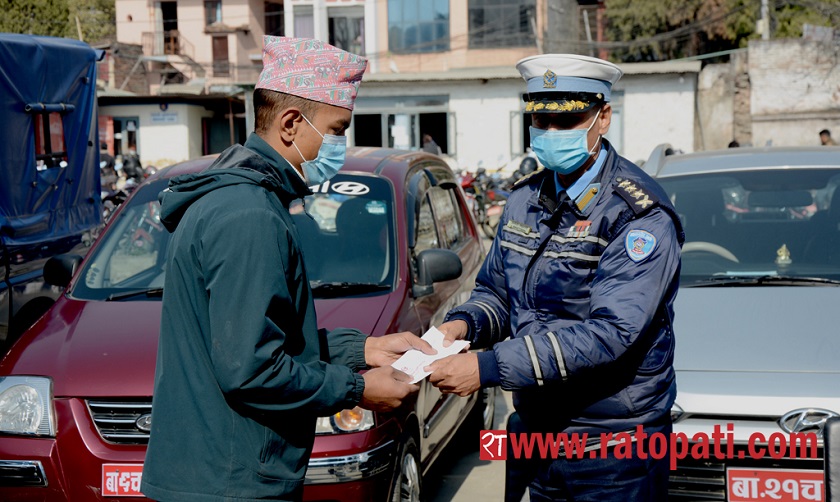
<box><xmin>100</xmin><ymin>157</ymin><xmax>158</xmax><ymax>221</ymax></box>
<box><xmin>457</xmin><ymin>156</ymin><xmax>539</xmax><ymax>238</ymax></box>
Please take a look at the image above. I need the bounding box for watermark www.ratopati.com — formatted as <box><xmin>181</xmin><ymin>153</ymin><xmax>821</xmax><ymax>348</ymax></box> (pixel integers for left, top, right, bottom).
<box><xmin>479</xmin><ymin>424</ymin><xmax>819</xmax><ymax>470</ymax></box>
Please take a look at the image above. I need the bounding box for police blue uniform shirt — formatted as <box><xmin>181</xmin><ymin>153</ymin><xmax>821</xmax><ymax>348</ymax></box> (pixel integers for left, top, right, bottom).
<box><xmin>558</xmin><ymin>143</ymin><xmax>606</xmax><ymax>202</ymax></box>
<box><xmin>445</xmin><ymin>139</ymin><xmax>684</xmax><ymax>435</ymax></box>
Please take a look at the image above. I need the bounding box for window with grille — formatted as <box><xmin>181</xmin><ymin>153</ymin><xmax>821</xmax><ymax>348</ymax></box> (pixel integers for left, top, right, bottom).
<box><xmin>33</xmin><ymin>112</ymin><xmax>67</xmax><ymax>170</ymax></box>
<box><xmin>468</xmin><ymin>0</ymin><xmax>536</xmax><ymax>49</ymax></box>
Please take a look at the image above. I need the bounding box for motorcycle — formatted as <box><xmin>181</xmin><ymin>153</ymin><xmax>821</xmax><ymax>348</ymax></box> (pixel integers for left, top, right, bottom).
<box><xmin>101</xmin><ymin>179</ymin><xmax>140</xmax><ymax>221</ymax></box>
<box><xmin>460</xmin><ymin>168</ymin><xmax>507</xmax><ymax>239</ymax></box>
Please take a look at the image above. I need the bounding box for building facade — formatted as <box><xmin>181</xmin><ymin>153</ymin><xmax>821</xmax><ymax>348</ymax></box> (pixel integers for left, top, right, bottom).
<box><xmin>111</xmin><ymin>0</ymin><xmax>698</xmax><ymax>170</ymax></box>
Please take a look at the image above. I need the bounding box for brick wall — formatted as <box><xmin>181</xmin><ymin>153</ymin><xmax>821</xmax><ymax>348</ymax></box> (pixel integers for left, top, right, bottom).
<box><xmin>749</xmin><ymin>39</ymin><xmax>840</xmax><ymax>146</ymax></box>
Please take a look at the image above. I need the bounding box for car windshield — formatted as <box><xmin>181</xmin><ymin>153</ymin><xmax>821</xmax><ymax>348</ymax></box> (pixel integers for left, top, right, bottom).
<box><xmin>71</xmin><ymin>173</ymin><xmax>396</xmax><ymax>301</ymax></box>
<box><xmin>659</xmin><ymin>168</ymin><xmax>840</xmax><ymax>287</ymax></box>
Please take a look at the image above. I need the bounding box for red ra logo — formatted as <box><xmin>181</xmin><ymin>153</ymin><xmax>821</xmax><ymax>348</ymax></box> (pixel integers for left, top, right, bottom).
<box><xmin>480</xmin><ymin>430</ymin><xmax>508</xmax><ymax>460</ymax></box>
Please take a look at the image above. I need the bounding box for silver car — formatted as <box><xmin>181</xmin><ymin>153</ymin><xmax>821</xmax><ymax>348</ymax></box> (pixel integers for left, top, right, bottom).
<box><xmin>645</xmin><ymin>146</ymin><xmax>840</xmax><ymax>501</ymax></box>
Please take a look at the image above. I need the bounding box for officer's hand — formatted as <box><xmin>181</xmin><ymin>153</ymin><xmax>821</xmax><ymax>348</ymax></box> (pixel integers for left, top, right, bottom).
<box><xmin>426</xmin><ymin>353</ymin><xmax>481</xmax><ymax>397</ymax></box>
<box><xmin>365</xmin><ymin>332</ymin><xmax>436</xmax><ymax>368</ymax></box>
<box><xmin>438</xmin><ymin>320</ymin><xmax>469</xmax><ymax>348</ymax></box>
<box><xmin>359</xmin><ymin>367</ymin><xmax>420</xmax><ymax>412</ymax></box>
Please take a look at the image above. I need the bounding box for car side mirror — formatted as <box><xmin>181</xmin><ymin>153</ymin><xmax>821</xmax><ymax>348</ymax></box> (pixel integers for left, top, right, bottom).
<box><xmin>412</xmin><ymin>249</ymin><xmax>462</xmax><ymax>298</ymax></box>
<box><xmin>43</xmin><ymin>254</ymin><xmax>83</xmax><ymax>287</ymax></box>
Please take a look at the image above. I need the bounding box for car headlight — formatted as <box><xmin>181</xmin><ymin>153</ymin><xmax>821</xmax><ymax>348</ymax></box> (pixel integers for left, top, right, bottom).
<box><xmin>670</xmin><ymin>403</ymin><xmax>685</xmax><ymax>424</ymax></box>
<box><xmin>0</xmin><ymin>376</ymin><xmax>55</xmax><ymax>436</ymax></box>
<box><xmin>315</xmin><ymin>407</ymin><xmax>374</xmax><ymax>434</ymax></box>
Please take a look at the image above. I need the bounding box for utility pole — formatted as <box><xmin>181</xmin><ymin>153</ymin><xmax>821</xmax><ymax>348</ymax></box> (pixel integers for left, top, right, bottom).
<box><xmin>76</xmin><ymin>15</ymin><xmax>85</xmax><ymax>42</ymax></box>
<box><xmin>760</xmin><ymin>0</ymin><xmax>770</xmax><ymax>40</ymax></box>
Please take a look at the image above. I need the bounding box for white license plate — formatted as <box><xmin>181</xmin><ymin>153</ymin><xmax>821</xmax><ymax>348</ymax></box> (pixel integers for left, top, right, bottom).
<box><xmin>727</xmin><ymin>468</ymin><xmax>824</xmax><ymax>502</ymax></box>
<box><xmin>102</xmin><ymin>463</ymin><xmax>144</xmax><ymax>497</ymax></box>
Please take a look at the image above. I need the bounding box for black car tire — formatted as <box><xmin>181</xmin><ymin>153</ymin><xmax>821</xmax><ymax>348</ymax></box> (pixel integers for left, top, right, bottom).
<box><xmin>390</xmin><ymin>435</ymin><xmax>422</xmax><ymax>502</ymax></box>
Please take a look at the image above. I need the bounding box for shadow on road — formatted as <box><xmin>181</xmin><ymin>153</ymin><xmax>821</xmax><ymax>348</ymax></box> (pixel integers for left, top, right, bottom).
<box><xmin>422</xmin><ymin>235</ymin><xmax>518</xmax><ymax>501</ymax></box>
<box><xmin>424</xmin><ymin>390</ymin><xmax>514</xmax><ymax>501</ymax></box>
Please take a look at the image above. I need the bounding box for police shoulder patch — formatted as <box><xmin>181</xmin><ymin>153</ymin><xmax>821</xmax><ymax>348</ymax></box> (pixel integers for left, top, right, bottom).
<box><xmin>614</xmin><ymin>177</ymin><xmax>658</xmax><ymax>214</ymax></box>
<box><xmin>625</xmin><ymin>229</ymin><xmax>657</xmax><ymax>262</ymax></box>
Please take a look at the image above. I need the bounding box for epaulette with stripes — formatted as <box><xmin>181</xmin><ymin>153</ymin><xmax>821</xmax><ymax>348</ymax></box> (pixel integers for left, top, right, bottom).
<box><xmin>511</xmin><ymin>168</ymin><xmax>546</xmax><ymax>191</ymax></box>
<box><xmin>613</xmin><ymin>177</ymin><xmax>659</xmax><ymax>215</ymax></box>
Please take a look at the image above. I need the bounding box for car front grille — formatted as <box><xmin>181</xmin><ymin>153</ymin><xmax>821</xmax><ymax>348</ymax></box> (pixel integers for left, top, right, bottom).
<box><xmin>87</xmin><ymin>400</ymin><xmax>152</xmax><ymax>445</ymax></box>
<box><xmin>668</xmin><ymin>443</ymin><xmax>824</xmax><ymax>501</ymax></box>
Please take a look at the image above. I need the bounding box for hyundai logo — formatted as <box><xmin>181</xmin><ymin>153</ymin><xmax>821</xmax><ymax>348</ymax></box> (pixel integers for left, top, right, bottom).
<box><xmin>778</xmin><ymin>408</ymin><xmax>839</xmax><ymax>437</ymax></box>
<box><xmin>331</xmin><ymin>181</ymin><xmax>370</xmax><ymax>196</ymax></box>
<box><xmin>135</xmin><ymin>413</ymin><xmax>152</xmax><ymax>433</ymax></box>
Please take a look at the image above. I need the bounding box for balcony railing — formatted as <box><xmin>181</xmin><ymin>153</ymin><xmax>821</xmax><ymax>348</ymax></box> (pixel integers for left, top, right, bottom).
<box><xmin>206</xmin><ymin>64</ymin><xmax>262</xmax><ymax>85</ymax></box>
<box><xmin>141</xmin><ymin>30</ymin><xmax>195</xmax><ymax>60</ymax></box>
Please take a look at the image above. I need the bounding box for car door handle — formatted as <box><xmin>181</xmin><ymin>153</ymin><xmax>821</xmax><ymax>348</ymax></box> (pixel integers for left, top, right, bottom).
<box><xmin>423</xmin><ymin>393</ymin><xmax>460</xmax><ymax>439</ymax></box>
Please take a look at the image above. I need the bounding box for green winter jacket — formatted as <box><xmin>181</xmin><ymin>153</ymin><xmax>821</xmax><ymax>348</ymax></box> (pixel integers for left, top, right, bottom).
<box><xmin>141</xmin><ymin>134</ymin><xmax>367</xmax><ymax>502</ymax></box>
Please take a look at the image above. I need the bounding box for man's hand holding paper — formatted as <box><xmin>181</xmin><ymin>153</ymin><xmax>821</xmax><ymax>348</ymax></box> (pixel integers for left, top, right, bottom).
<box><xmin>390</xmin><ymin>327</ymin><xmax>470</xmax><ymax>384</ymax></box>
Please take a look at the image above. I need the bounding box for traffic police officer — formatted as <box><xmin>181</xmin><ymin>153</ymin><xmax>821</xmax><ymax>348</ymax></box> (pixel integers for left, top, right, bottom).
<box><xmin>427</xmin><ymin>54</ymin><xmax>685</xmax><ymax>501</ymax></box>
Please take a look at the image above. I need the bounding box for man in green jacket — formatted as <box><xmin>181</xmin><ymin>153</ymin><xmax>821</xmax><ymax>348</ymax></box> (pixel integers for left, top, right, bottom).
<box><xmin>141</xmin><ymin>37</ymin><xmax>431</xmax><ymax>502</ymax></box>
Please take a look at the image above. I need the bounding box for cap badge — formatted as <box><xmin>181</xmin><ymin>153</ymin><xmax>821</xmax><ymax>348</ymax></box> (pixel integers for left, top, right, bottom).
<box><xmin>543</xmin><ymin>69</ymin><xmax>557</xmax><ymax>89</ymax></box>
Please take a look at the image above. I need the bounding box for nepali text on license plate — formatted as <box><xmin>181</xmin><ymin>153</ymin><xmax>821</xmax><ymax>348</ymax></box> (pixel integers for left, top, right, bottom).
<box><xmin>102</xmin><ymin>464</ymin><xmax>144</xmax><ymax>497</ymax></box>
<box><xmin>727</xmin><ymin>468</ymin><xmax>824</xmax><ymax>502</ymax></box>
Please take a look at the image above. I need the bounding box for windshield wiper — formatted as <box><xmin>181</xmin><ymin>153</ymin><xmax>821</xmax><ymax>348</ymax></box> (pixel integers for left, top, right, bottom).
<box><xmin>310</xmin><ymin>282</ymin><xmax>389</xmax><ymax>298</ymax></box>
<box><xmin>687</xmin><ymin>275</ymin><xmax>840</xmax><ymax>288</ymax></box>
<box><xmin>105</xmin><ymin>288</ymin><xmax>164</xmax><ymax>301</ymax></box>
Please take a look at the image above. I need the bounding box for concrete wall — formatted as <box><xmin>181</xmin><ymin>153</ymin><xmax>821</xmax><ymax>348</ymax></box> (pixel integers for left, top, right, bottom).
<box><xmin>732</xmin><ymin>51</ymin><xmax>752</xmax><ymax>146</ymax></box>
<box><xmin>357</xmin><ymin>70</ymin><xmax>697</xmax><ymax>172</ymax></box>
<box><xmin>356</xmin><ymin>78</ymin><xmax>525</xmax><ymax>171</ymax></box>
<box><xmin>115</xmin><ymin>0</ymin><xmax>153</xmax><ymax>45</ymax></box>
<box><xmin>99</xmin><ymin>103</ymin><xmax>214</xmax><ymax>167</ymax></box>
<box><xmin>115</xmin><ymin>0</ymin><xmax>265</xmax><ymax>86</ymax></box>
<box><xmin>543</xmin><ymin>0</ymin><xmax>583</xmax><ymax>54</ymax></box>
<box><xmin>749</xmin><ymin>39</ymin><xmax>840</xmax><ymax>147</ymax></box>
<box><xmin>615</xmin><ymin>72</ymin><xmax>697</xmax><ymax>162</ymax></box>
<box><xmin>696</xmin><ymin>63</ymin><xmax>735</xmax><ymax>151</ymax></box>
<box><xmin>372</xmin><ymin>0</ymin><xmax>539</xmax><ymax>74</ymax></box>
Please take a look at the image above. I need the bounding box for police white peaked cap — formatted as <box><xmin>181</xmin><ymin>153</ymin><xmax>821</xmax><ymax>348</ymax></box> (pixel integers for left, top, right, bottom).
<box><xmin>516</xmin><ymin>54</ymin><xmax>623</xmax><ymax>113</ymax></box>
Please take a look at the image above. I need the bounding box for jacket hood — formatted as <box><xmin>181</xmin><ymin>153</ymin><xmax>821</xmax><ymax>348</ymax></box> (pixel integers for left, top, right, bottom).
<box><xmin>159</xmin><ymin>143</ymin><xmax>311</xmax><ymax>232</ymax></box>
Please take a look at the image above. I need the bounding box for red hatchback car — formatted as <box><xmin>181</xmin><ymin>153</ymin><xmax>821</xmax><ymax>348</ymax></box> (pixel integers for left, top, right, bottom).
<box><xmin>0</xmin><ymin>148</ymin><xmax>494</xmax><ymax>501</ymax></box>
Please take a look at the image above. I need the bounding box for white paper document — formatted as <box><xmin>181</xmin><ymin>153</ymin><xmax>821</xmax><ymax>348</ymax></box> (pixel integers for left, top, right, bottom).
<box><xmin>391</xmin><ymin>326</ymin><xmax>470</xmax><ymax>384</ymax></box>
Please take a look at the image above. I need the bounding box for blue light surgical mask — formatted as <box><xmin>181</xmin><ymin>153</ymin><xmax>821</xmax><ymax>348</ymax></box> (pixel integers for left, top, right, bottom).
<box><xmin>292</xmin><ymin>114</ymin><xmax>347</xmax><ymax>186</ymax></box>
<box><xmin>529</xmin><ymin>109</ymin><xmax>601</xmax><ymax>175</ymax></box>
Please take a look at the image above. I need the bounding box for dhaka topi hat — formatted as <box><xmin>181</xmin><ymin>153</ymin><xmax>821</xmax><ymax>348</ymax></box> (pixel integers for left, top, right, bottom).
<box><xmin>256</xmin><ymin>36</ymin><xmax>368</xmax><ymax>111</ymax></box>
<box><xmin>516</xmin><ymin>54</ymin><xmax>622</xmax><ymax>114</ymax></box>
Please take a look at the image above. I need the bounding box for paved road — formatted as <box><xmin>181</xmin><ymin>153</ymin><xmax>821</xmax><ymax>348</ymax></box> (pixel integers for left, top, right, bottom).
<box><xmin>424</xmin><ymin>389</ymin><xmax>516</xmax><ymax>501</ymax></box>
<box><xmin>422</xmin><ymin>234</ymin><xmax>528</xmax><ymax>501</ymax></box>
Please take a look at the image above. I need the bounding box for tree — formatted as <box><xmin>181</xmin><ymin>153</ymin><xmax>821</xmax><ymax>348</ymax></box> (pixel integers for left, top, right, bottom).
<box><xmin>774</xmin><ymin>1</ymin><xmax>840</xmax><ymax>38</ymax></box>
<box><xmin>603</xmin><ymin>0</ymin><xmax>840</xmax><ymax>62</ymax></box>
<box><xmin>68</xmin><ymin>0</ymin><xmax>116</xmax><ymax>44</ymax></box>
<box><xmin>604</xmin><ymin>0</ymin><xmax>757</xmax><ymax>61</ymax></box>
<box><xmin>0</xmin><ymin>0</ymin><xmax>73</xmax><ymax>38</ymax></box>
<box><xmin>0</xmin><ymin>0</ymin><xmax>114</xmax><ymax>43</ymax></box>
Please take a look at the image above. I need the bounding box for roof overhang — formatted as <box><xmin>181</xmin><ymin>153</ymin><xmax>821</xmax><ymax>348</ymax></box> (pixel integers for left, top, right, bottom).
<box><xmin>362</xmin><ymin>60</ymin><xmax>702</xmax><ymax>85</ymax></box>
